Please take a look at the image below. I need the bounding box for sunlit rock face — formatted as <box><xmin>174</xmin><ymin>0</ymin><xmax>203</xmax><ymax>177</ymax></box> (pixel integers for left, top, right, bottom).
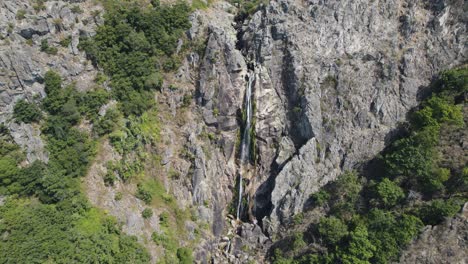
<box><xmin>236</xmin><ymin>0</ymin><xmax>466</xmax><ymax>232</ymax></box>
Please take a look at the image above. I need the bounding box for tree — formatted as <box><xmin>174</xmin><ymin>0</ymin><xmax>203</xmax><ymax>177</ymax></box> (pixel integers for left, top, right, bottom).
<box><xmin>318</xmin><ymin>216</ymin><xmax>348</xmax><ymax>245</ymax></box>
<box><xmin>0</xmin><ymin>157</ymin><xmax>19</xmax><ymax>191</ymax></box>
<box><xmin>95</xmin><ymin>108</ymin><xmax>121</xmax><ymax>136</ymax></box>
<box><xmin>329</xmin><ymin>171</ymin><xmax>363</xmax><ymax>218</ymax></box>
<box><xmin>13</xmin><ymin>99</ymin><xmax>42</xmax><ymax>123</ymax></box>
<box><xmin>78</xmin><ymin>1</ymin><xmax>191</xmax><ymax>117</ymax></box>
<box><xmin>339</xmin><ymin>225</ymin><xmax>375</xmax><ymax>264</ymax></box>
<box><xmin>367</xmin><ymin>209</ymin><xmax>399</xmax><ymax>263</ymax></box>
<box><xmin>43</xmin><ymin>70</ymin><xmax>65</xmax><ymax>114</ymax></box>
<box><xmin>44</xmin><ymin>70</ymin><xmax>62</xmax><ymax>94</ymax></box>
<box><xmin>373</xmin><ymin>178</ymin><xmax>405</xmax><ymax>208</ymax></box>
<box><xmin>144</xmin><ymin>72</ymin><xmax>163</xmax><ymax>90</ymax></box>
<box><xmin>419</xmin><ymin>199</ymin><xmax>461</xmax><ymax>225</ymax></box>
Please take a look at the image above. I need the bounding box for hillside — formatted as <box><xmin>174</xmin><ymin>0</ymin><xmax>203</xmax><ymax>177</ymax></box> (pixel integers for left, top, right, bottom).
<box><xmin>0</xmin><ymin>0</ymin><xmax>466</xmax><ymax>263</ymax></box>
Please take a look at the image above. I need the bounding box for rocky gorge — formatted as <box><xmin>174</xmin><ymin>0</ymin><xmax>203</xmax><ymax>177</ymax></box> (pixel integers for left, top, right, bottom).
<box><xmin>0</xmin><ymin>0</ymin><xmax>467</xmax><ymax>263</ymax></box>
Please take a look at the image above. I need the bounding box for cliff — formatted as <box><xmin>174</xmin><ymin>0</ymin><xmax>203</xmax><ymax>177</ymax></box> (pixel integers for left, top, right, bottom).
<box><xmin>0</xmin><ymin>0</ymin><xmax>466</xmax><ymax>263</ymax></box>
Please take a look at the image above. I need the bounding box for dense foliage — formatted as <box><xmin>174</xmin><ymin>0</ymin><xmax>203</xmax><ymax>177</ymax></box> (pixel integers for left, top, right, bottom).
<box><xmin>0</xmin><ymin>71</ymin><xmax>149</xmax><ymax>263</ymax></box>
<box><xmin>13</xmin><ymin>99</ymin><xmax>42</xmax><ymax>123</ymax></box>
<box><xmin>272</xmin><ymin>66</ymin><xmax>467</xmax><ymax>264</ymax></box>
<box><xmin>0</xmin><ymin>199</ymin><xmax>149</xmax><ymax>263</ymax></box>
<box><xmin>1</xmin><ymin>0</ymin><xmax>198</xmax><ymax>262</ymax></box>
<box><xmin>79</xmin><ymin>0</ymin><xmax>191</xmax><ymax>115</ymax></box>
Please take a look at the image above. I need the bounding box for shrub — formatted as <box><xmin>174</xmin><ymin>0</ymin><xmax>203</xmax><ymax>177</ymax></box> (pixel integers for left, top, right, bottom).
<box><xmin>329</xmin><ymin>171</ymin><xmax>363</xmax><ymax>218</ymax></box>
<box><xmin>46</xmin><ymin>128</ymin><xmax>95</xmax><ymax>178</ymax></box>
<box><xmin>70</xmin><ymin>5</ymin><xmax>83</xmax><ymax>14</ymax></box>
<box><xmin>159</xmin><ymin>211</ymin><xmax>170</xmax><ymax>227</ymax></box>
<box><xmin>52</xmin><ymin>18</ymin><xmax>63</xmax><ymax>31</ymax></box>
<box><xmin>95</xmin><ymin>108</ymin><xmax>120</xmax><ymax>136</ymax></box>
<box><xmin>339</xmin><ymin>224</ymin><xmax>376</xmax><ymax>264</ymax></box>
<box><xmin>13</xmin><ymin>99</ymin><xmax>42</xmax><ymax>123</ymax></box>
<box><xmin>291</xmin><ymin>232</ymin><xmax>306</xmax><ymax>252</ymax></box>
<box><xmin>77</xmin><ymin>88</ymin><xmax>109</xmax><ymax>120</ymax></box>
<box><xmin>293</xmin><ymin>212</ymin><xmax>304</xmax><ymax>225</ymax></box>
<box><xmin>16</xmin><ymin>9</ymin><xmax>26</xmax><ymax>20</ymax></box>
<box><xmin>310</xmin><ymin>190</ymin><xmax>330</xmax><ymax>206</ymax></box>
<box><xmin>103</xmin><ymin>172</ymin><xmax>116</xmax><ymax>186</ymax></box>
<box><xmin>40</xmin><ymin>39</ymin><xmax>58</xmax><ymax>55</ymax></box>
<box><xmin>393</xmin><ymin>214</ymin><xmax>423</xmax><ymax>244</ymax></box>
<box><xmin>33</xmin><ymin>0</ymin><xmax>46</xmax><ymax>12</ymax></box>
<box><xmin>44</xmin><ymin>70</ymin><xmax>62</xmax><ymax>94</ymax></box>
<box><xmin>0</xmin><ymin>157</ymin><xmax>20</xmax><ymax>192</ymax></box>
<box><xmin>0</xmin><ymin>198</ymin><xmax>150</xmax><ymax>263</ymax></box>
<box><xmin>59</xmin><ymin>36</ymin><xmax>72</xmax><ymax>47</ymax></box>
<box><xmin>115</xmin><ymin>192</ymin><xmax>123</xmax><ymax>201</ymax></box>
<box><xmin>150</xmin><ymin>0</ymin><xmax>160</xmax><ymax>7</ymax></box>
<box><xmin>176</xmin><ymin>247</ymin><xmax>193</xmax><ymax>264</ymax></box>
<box><xmin>419</xmin><ymin>199</ymin><xmax>461</xmax><ymax>225</ymax></box>
<box><xmin>414</xmin><ymin>96</ymin><xmax>464</xmax><ymax>128</ymax></box>
<box><xmin>436</xmin><ymin>67</ymin><xmax>468</xmax><ymax>96</ymax></box>
<box><xmin>151</xmin><ymin>231</ymin><xmax>177</xmax><ymax>252</ymax></box>
<box><xmin>144</xmin><ymin>72</ymin><xmax>163</xmax><ymax>90</ymax></box>
<box><xmin>182</xmin><ymin>93</ymin><xmax>192</xmax><ymax>107</ymax></box>
<box><xmin>136</xmin><ymin>184</ymin><xmax>152</xmax><ymax>204</ymax></box>
<box><xmin>142</xmin><ymin>208</ymin><xmax>153</xmax><ymax>219</ymax></box>
<box><xmin>168</xmin><ymin>168</ymin><xmax>180</xmax><ymax>180</ymax></box>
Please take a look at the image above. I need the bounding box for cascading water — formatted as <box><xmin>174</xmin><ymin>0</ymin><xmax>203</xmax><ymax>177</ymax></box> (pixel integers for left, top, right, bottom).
<box><xmin>236</xmin><ymin>71</ymin><xmax>255</xmax><ymax>220</ymax></box>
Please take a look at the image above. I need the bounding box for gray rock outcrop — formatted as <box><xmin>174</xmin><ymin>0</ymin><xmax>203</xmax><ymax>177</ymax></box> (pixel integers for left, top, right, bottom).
<box><xmin>398</xmin><ymin>203</ymin><xmax>468</xmax><ymax>264</ymax></box>
<box><xmin>0</xmin><ymin>0</ymin><xmax>102</xmax><ymax>163</ymax></box>
<box><xmin>237</xmin><ymin>0</ymin><xmax>467</xmax><ymax>232</ymax></box>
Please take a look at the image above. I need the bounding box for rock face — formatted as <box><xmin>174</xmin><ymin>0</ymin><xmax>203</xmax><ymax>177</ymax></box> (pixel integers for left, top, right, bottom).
<box><xmin>1</xmin><ymin>0</ymin><xmax>467</xmax><ymax>262</ymax></box>
<box><xmin>398</xmin><ymin>203</ymin><xmax>468</xmax><ymax>264</ymax></box>
<box><xmin>235</xmin><ymin>0</ymin><xmax>467</xmax><ymax>232</ymax></box>
<box><xmin>0</xmin><ymin>0</ymin><xmax>102</xmax><ymax>163</ymax></box>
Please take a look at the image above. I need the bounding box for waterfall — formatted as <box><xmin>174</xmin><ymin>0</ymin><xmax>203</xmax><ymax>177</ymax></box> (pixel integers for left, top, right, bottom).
<box><xmin>236</xmin><ymin>72</ymin><xmax>255</xmax><ymax>220</ymax></box>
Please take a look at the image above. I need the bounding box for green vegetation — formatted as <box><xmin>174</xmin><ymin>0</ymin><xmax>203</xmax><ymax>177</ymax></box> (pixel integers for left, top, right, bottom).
<box><xmin>0</xmin><ymin>70</ymin><xmax>149</xmax><ymax>262</ymax></box>
<box><xmin>370</xmin><ymin>178</ymin><xmax>405</xmax><ymax>208</ymax></box>
<box><xmin>32</xmin><ymin>0</ymin><xmax>46</xmax><ymax>12</ymax></box>
<box><xmin>136</xmin><ymin>183</ymin><xmax>154</xmax><ymax>204</ymax></box>
<box><xmin>2</xmin><ymin>1</ymin><xmax>198</xmax><ymax>262</ymax></box>
<box><xmin>318</xmin><ymin>216</ymin><xmax>348</xmax><ymax>245</ymax></box>
<box><xmin>13</xmin><ymin>99</ymin><xmax>42</xmax><ymax>123</ymax></box>
<box><xmin>78</xmin><ymin>1</ymin><xmax>197</xmax><ymax>259</ymax></box>
<box><xmin>59</xmin><ymin>35</ymin><xmax>72</xmax><ymax>47</ymax></box>
<box><xmin>70</xmin><ymin>5</ymin><xmax>84</xmax><ymax>14</ymax></box>
<box><xmin>40</xmin><ymin>39</ymin><xmax>58</xmax><ymax>55</ymax></box>
<box><xmin>230</xmin><ymin>0</ymin><xmax>268</xmax><ymax>18</ymax></box>
<box><xmin>177</xmin><ymin>247</ymin><xmax>194</xmax><ymax>264</ymax></box>
<box><xmin>78</xmin><ymin>0</ymin><xmax>191</xmax><ymax>115</ymax></box>
<box><xmin>16</xmin><ymin>9</ymin><xmax>26</xmax><ymax>20</ymax></box>
<box><xmin>142</xmin><ymin>208</ymin><xmax>153</xmax><ymax>219</ymax></box>
<box><xmin>0</xmin><ymin>198</ymin><xmax>149</xmax><ymax>263</ymax></box>
<box><xmin>191</xmin><ymin>0</ymin><xmax>212</xmax><ymax>10</ymax></box>
<box><xmin>272</xmin><ymin>66</ymin><xmax>467</xmax><ymax>264</ymax></box>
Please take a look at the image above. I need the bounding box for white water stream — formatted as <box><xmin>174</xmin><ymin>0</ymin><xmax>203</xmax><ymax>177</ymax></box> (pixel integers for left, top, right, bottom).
<box><xmin>236</xmin><ymin>72</ymin><xmax>255</xmax><ymax>220</ymax></box>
